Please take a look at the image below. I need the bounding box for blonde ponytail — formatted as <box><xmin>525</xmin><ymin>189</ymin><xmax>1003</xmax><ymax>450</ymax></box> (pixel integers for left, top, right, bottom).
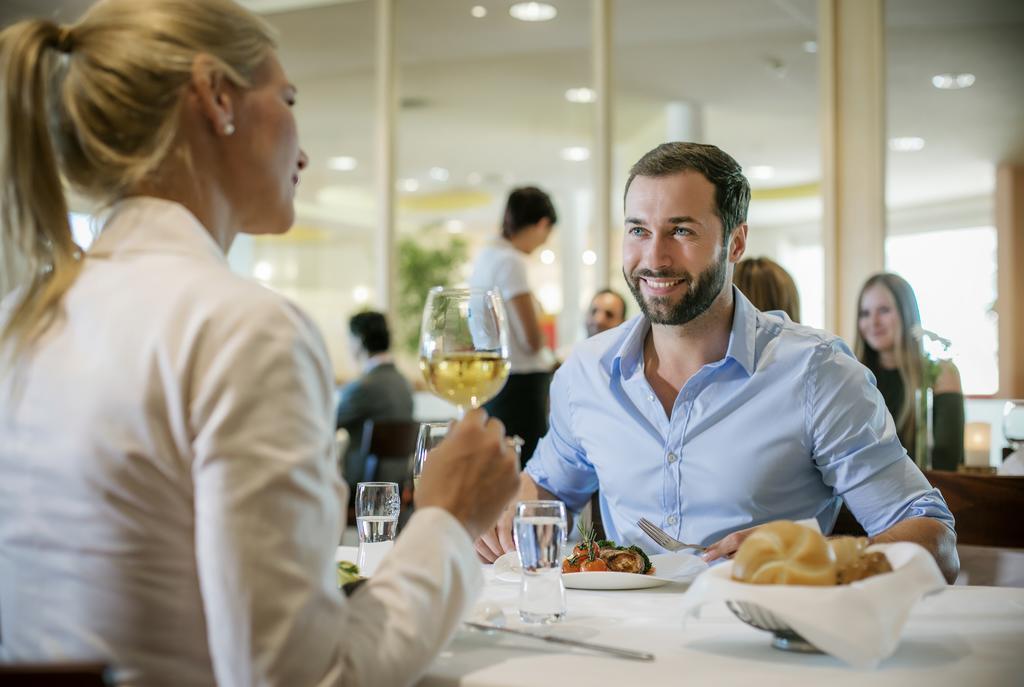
<box><xmin>0</xmin><ymin>19</ymin><xmax>81</xmax><ymax>364</ymax></box>
<box><xmin>0</xmin><ymin>0</ymin><xmax>275</xmax><ymax>363</ymax></box>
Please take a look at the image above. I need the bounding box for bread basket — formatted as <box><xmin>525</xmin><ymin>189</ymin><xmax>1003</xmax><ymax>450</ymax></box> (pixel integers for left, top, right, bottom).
<box><xmin>724</xmin><ymin>600</ymin><xmax>820</xmax><ymax>653</ymax></box>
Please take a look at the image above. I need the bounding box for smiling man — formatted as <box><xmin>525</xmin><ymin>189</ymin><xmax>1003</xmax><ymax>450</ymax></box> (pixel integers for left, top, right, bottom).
<box><xmin>476</xmin><ymin>142</ymin><xmax>959</xmax><ymax>583</ymax></box>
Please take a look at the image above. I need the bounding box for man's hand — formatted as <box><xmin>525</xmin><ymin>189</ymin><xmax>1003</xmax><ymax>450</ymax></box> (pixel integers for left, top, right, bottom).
<box><xmin>473</xmin><ymin>472</ymin><xmax>555</xmax><ymax>562</ymax></box>
<box><xmin>700</xmin><ymin>525</ymin><xmax>758</xmax><ymax>563</ymax></box>
<box><xmin>414</xmin><ymin>409</ymin><xmax>520</xmax><ymax>541</ymax></box>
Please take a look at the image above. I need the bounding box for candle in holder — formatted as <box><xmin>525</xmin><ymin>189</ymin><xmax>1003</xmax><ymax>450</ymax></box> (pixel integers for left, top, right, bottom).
<box><xmin>964</xmin><ymin>422</ymin><xmax>991</xmax><ymax>467</ymax></box>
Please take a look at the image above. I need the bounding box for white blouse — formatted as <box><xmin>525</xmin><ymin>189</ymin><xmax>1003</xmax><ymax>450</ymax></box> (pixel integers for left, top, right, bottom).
<box><xmin>0</xmin><ymin>197</ymin><xmax>482</xmax><ymax>686</ymax></box>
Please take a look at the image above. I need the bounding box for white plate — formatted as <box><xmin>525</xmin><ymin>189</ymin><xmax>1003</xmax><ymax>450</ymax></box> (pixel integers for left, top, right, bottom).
<box><xmin>492</xmin><ymin>551</ymin><xmax>707</xmax><ymax>590</ymax></box>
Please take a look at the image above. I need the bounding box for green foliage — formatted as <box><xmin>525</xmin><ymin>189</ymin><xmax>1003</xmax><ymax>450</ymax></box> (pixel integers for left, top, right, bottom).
<box><xmin>396</xmin><ymin>235</ymin><xmax>468</xmax><ymax>354</ymax></box>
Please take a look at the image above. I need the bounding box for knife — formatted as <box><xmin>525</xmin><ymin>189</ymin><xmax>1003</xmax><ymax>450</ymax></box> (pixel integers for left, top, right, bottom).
<box><xmin>464</xmin><ymin>621</ymin><xmax>655</xmax><ymax>661</ymax></box>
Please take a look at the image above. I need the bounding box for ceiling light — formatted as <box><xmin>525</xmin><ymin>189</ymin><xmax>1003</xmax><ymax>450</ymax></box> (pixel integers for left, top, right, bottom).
<box><xmin>429</xmin><ymin>166</ymin><xmax>450</xmax><ymax>182</ymax></box>
<box><xmin>746</xmin><ymin>165</ymin><xmax>775</xmax><ymax>180</ymax></box>
<box><xmin>931</xmin><ymin>73</ymin><xmax>975</xmax><ymax>90</ymax></box>
<box><xmin>581</xmin><ymin>250</ymin><xmax>597</xmax><ymax>266</ymax></box>
<box><xmin>560</xmin><ymin>146</ymin><xmax>590</xmax><ymax>162</ymax></box>
<box><xmin>352</xmin><ymin>286</ymin><xmax>370</xmax><ymax>304</ymax></box>
<box><xmin>802</xmin><ymin>40</ymin><xmax>817</xmax><ymax>54</ymax></box>
<box><xmin>445</xmin><ymin>219</ymin><xmax>465</xmax><ymax>234</ymax></box>
<box><xmin>888</xmin><ymin>137</ymin><xmax>925</xmax><ymax>152</ymax></box>
<box><xmin>466</xmin><ymin>172</ymin><xmax>483</xmax><ymax>185</ymax></box>
<box><xmin>565</xmin><ymin>87</ymin><xmax>595</xmax><ymax>103</ymax></box>
<box><xmin>540</xmin><ymin>249</ymin><xmax>555</xmax><ymax>265</ymax></box>
<box><xmin>471</xmin><ymin>5</ymin><xmax>487</xmax><ymax>18</ymax></box>
<box><xmin>328</xmin><ymin>156</ymin><xmax>357</xmax><ymax>171</ymax></box>
<box><xmin>253</xmin><ymin>261</ymin><xmax>274</xmax><ymax>281</ymax></box>
<box><xmin>398</xmin><ymin>178</ymin><xmax>420</xmax><ymax>192</ymax></box>
<box><xmin>509</xmin><ymin>2</ymin><xmax>557</xmax><ymax>22</ymax></box>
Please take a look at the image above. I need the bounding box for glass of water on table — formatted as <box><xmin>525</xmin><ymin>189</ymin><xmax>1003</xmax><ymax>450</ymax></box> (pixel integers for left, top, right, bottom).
<box><xmin>355</xmin><ymin>482</ymin><xmax>400</xmax><ymax>576</ymax></box>
<box><xmin>513</xmin><ymin>500</ymin><xmax>568</xmax><ymax>623</ymax></box>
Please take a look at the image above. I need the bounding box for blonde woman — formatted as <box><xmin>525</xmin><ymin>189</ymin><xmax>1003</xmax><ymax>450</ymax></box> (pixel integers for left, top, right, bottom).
<box><xmin>855</xmin><ymin>273</ymin><xmax>964</xmax><ymax>470</ymax></box>
<box><xmin>0</xmin><ymin>1</ymin><xmax>519</xmax><ymax>685</ymax></box>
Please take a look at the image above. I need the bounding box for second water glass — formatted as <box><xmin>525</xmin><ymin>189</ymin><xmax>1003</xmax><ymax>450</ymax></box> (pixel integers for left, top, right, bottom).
<box><xmin>513</xmin><ymin>500</ymin><xmax>567</xmax><ymax>624</ymax></box>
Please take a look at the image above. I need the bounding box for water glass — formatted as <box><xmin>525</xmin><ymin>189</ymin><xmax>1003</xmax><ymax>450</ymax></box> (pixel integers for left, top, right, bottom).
<box><xmin>355</xmin><ymin>481</ymin><xmax>400</xmax><ymax>576</ymax></box>
<box><xmin>513</xmin><ymin>500</ymin><xmax>567</xmax><ymax>624</ymax></box>
<box><xmin>413</xmin><ymin>422</ymin><xmax>450</xmax><ymax>491</ymax></box>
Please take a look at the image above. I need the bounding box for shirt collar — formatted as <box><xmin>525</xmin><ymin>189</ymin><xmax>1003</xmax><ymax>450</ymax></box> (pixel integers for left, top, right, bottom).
<box><xmin>608</xmin><ymin>285</ymin><xmax>758</xmax><ymax>380</ymax></box>
<box><xmin>87</xmin><ymin>196</ymin><xmax>226</xmax><ymax>264</ymax></box>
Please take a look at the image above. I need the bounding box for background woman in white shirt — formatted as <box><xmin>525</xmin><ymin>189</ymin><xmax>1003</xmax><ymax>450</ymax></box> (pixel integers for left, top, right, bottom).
<box><xmin>0</xmin><ymin>1</ymin><xmax>519</xmax><ymax>685</ymax></box>
<box><xmin>469</xmin><ymin>187</ymin><xmax>557</xmax><ymax>467</ymax></box>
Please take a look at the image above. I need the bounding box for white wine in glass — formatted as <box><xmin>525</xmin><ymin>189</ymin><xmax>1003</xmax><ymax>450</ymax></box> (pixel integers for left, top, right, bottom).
<box><xmin>419</xmin><ymin>287</ymin><xmax>510</xmax><ymax>417</ymax></box>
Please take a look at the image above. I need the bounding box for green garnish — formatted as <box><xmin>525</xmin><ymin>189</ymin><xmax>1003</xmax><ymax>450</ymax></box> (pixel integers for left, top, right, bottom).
<box><xmin>336</xmin><ymin>560</ymin><xmax>361</xmax><ymax>588</ymax></box>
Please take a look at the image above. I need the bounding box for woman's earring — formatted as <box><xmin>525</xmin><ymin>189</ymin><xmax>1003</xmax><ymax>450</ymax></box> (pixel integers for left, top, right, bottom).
<box><xmin>222</xmin><ymin>122</ymin><xmax>235</xmax><ymax>136</ymax></box>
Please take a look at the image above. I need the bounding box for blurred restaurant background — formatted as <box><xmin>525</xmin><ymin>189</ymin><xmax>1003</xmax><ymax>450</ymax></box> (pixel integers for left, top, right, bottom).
<box><xmin>3</xmin><ymin>0</ymin><xmax>1022</xmax><ymax>463</ymax></box>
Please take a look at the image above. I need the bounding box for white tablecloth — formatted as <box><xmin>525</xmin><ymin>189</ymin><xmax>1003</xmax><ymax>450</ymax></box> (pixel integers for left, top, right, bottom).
<box><xmin>417</xmin><ymin>566</ymin><xmax>1024</xmax><ymax>687</ymax></box>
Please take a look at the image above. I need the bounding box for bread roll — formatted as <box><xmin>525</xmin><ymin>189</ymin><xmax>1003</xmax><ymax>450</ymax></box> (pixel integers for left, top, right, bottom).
<box><xmin>732</xmin><ymin>521</ymin><xmax>837</xmax><ymax>586</ymax></box>
<box><xmin>829</xmin><ymin>536</ymin><xmax>869</xmax><ymax>570</ymax></box>
<box><xmin>837</xmin><ymin>551</ymin><xmax>893</xmax><ymax>584</ymax></box>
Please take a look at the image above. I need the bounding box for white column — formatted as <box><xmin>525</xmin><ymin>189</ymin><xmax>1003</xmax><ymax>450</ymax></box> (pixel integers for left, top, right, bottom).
<box><xmin>819</xmin><ymin>0</ymin><xmax>887</xmax><ymax>342</ymax></box>
<box><xmin>591</xmin><ymin>0</ymin><xmax>612</xmax><ymax>291</ymax></box>
<box><xmin>665</xmin><ymin>100</ymin><xmax>703</xmax><ymax>143</ymax></box>
<box><xmin>375</xmin><ymin>0</ymin><xmax>396</xmax><ymax>322</ymax></box>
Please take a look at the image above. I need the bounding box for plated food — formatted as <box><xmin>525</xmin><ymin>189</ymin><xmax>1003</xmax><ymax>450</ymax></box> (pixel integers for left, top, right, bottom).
<box><xmin>561</xmin><ymin>522</ymin><xmax>654</xmax><ymax>575</ymax></box>
<box><xmin>731</xmin><ymin>520</ymin><xmax>892</xmax><ymax>586</ymax></box>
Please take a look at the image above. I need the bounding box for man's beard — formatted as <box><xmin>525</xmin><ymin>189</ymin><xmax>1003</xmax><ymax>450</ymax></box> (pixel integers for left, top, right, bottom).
<box><xmin>624</xmin><ymin>249</ymin><xmax>728</xmax><ymax>326</ymax></box>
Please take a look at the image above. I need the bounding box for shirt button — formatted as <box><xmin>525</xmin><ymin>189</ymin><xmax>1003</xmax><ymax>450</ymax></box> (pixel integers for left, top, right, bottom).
<box><xmin>667</xmin><ymin>515</ymin><xmax>678</xmax><ymax>525</ymax></box>
<box><xmin>647</xmin><ymin>394</ymin><xmax>655</xmax><ymax>402</ymax></box>
<box><xmin>667</xmin><ymin>452</ymin><xmax>678</xmax><ymax>463</ymax></box>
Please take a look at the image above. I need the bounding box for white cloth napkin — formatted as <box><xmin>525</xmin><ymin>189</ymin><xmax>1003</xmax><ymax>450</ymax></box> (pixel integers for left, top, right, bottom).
<box><xmin>678</xmin><ymin>542</ymin><xmax>946</xmax><ymax>669</ymax></box>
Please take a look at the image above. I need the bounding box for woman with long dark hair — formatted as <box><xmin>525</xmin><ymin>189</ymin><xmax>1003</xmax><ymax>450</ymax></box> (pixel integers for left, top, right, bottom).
<box><xmin>855</xmin><ymin>273</ymin><xmax>964</xmax><ymax>470</ymax></box>
<box><xmin>469</xmin><ymin>186</ymin><xmax>557</xmax><ymax>466</ymax></box>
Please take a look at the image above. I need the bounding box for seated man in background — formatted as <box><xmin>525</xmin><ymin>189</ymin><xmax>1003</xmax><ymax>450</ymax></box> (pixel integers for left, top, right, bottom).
<box><xmin>475</xmin><ymin>141</ymin><xmax>959</xmax><ymax>583</ymax></box>
<box><xmin>585</xmin><ymin>288</ymin><xmax>628</xmax><ymax>337</ymax></box>
<box><xmin>337</xmin><ymin>311</ymin><xmax>414</xmax><ymax>485</ymax></box>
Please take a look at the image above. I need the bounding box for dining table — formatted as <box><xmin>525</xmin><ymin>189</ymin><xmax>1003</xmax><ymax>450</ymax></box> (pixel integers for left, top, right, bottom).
<box><xmin>413</xmin><ymin>559</ymin><xmax>1024</xmax><ymax>687</ymax></box>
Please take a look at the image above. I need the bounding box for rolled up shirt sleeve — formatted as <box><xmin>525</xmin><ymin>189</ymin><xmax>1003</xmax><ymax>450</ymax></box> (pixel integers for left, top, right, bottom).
<box><xmin>525</xmin><ymin>359</ymin><xmax>599</xmax><ymax>513</ymax></box>
<box><xmin>807</xmin><ymin>340</ymin><xmax>955</xmax><ymax>537</ymax></box>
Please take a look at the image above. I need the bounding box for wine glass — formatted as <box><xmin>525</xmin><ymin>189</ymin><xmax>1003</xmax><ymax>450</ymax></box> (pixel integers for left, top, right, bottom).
<box><xmin>419</xmin><ymin>287</ymin><xmax>510</xmax><ymax>418</ymax></box>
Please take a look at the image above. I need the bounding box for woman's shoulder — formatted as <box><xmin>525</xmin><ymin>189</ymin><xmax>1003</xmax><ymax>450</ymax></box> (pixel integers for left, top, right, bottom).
<box><xmin>932</xmin><ymin>358</ymin><xmax>963</xmax><ymax>395</ymax></box>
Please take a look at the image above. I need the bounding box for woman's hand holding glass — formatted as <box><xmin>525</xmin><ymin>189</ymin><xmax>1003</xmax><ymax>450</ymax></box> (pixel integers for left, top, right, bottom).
<box><xmin>413</xmin><ymin>409</ymin><xmax>520</xmax><ymax>541</ymax></box>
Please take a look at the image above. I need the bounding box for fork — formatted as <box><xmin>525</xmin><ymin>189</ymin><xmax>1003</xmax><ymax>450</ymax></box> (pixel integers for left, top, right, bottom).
<box><xmin>637</xmin><ymin>517</ymin><xmax>706</xmax><ymax>553</ymax></box>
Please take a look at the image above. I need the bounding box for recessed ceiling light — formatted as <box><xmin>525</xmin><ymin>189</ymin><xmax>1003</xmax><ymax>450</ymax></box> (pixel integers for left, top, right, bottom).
<box><xmin>747</xmin><ymin>165</ymin><xmax>775</xmax><ymax>180</ymax></box>
<box><xmin>352</xmin><ymin>286</ymin><xmax>370</xmax><ymax>304</ymax></box>
<box><xmin>445</xmin><ymin>219</ymin><xmax>465</xmax><ymax>234</ymax></box>
<box><xmin>581</xmin><ymin>250</ymin><xmax>597</xmax><ymax>266</ymax></box>
<box><xmin>254</xmin><ymin>261</ymin><xmax>274</xmax><ymax>281</ymax></box>
<box><xmin>889</xmin><ymin>137</ymin><xmax>925</xmax><ymax>152</ymax></box>
<box><xmin>931</xmin><ymin>73</ymin><xmax>975</xmax><ymax>90</ymax></box>
<box><xmin>565</xmin><ymin>87</ymin><xmax>595</xmax><ymax>103</ymax></box>
<box><xmin>560</xmin><ymin>146</ymin><xmax>590</xmax><ymax>162</ymax></box>
<box><xmin>540</xmin><ymin>249</ymin><xmax>556</xmax><ymax>265</ymax></box>
<box><xmin>328</xmin><ymin>156</ymin><xmax>357</xmax><ymax>171</ymax></box>
<box><xmin>398</xmin><ymin>178</ymin><xmax>420</xmax><ymax>192</ymax></box>
<box><xmin>509</xmin><ymin>2</ymin><xmax>557</xmax><ymax>22</ymax></box>
<box><xmin>429</xmin><ymin>166</ymin><xmax>450</xmax><ymax>182</ymax></box>
<box><xmin>802</xmin><ymin>40</ymin><xmax>817</xmax><ymax>54</ymax></box>
<box><xmin>470</xmin><ymin>5</ymin><xmax>487</xmax><ymax>18</ymax></box>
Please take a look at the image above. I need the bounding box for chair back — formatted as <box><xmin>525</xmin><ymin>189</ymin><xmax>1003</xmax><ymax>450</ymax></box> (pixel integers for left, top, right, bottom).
<box><xmin>360</xmin><ymin>419</ymin><xmax>420</xmax><ymax>484</ymax></box>
<box><xmin>923</xmin><ymin>470</ymin><xmax>1024</xmax><ymax>548</ymax></box>
<box><xmin>0</xmin><ymin>663</ymin><xmax>112</xmax><ymax>686</ymax></box>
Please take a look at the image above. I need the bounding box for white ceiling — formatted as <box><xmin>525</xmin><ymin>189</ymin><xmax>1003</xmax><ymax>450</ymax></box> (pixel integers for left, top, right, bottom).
<box><xmin>3</xmin><ymin>0</ymin><xmax>1022</xmax><ymax>238</ymax></box>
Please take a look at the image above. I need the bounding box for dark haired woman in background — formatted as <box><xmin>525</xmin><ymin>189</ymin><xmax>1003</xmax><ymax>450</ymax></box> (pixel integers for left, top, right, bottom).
<box><xmin>855</xmin><ymin>272</ymin><xmax>964</xmax><ymax>470</ymax></box>
<box><xmin>469</xmin><ymin>186</ymin><xmax>557</xmax><ymax>466</ymax></box>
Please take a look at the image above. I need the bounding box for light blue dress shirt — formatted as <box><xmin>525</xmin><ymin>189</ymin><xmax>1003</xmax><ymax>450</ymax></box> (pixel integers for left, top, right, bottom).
<box><xmin>526</xmin><ymin>287</ymin><xmax>954</xmax><ymax>551</ymax></box>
